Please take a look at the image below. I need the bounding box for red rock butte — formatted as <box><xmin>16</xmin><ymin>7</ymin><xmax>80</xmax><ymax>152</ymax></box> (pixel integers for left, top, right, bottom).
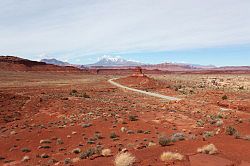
<box><xmin>132</xmin><ymin>67</ymin><xmax>145</xmax><ymax>77</ymax></box>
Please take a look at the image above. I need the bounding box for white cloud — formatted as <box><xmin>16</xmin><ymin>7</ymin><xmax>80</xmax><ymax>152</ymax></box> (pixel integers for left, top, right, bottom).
<box><xmin>0</xmin><ymin>0</ymin><xmax>250</xmax><ymax>60</ymax></box>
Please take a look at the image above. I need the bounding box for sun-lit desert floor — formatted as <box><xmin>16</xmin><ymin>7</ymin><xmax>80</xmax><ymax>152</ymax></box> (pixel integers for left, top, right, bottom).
<box><xmin>0</xmin><ymin>71</ymin><xmax>250</xmax><ymax>166</ymax></box>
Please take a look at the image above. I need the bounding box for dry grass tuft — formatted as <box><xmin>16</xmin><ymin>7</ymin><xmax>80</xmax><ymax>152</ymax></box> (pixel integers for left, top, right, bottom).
<box><xmin>197</xmin><ymin>144</ymin><xmax>218</xmax><ymax>155</ymax></box>
<box><xmin>114</xmin><ymin>152</ymin><xmax>136</xmax><ymax>166</ymax></box>
<box><xmin>101</xmin><ymin>148</ymin><xmax>112</xmax><ymax>157</ymax></box>
<box><xmin>160</xmin><ymin>152</ymin><xmax>184</xmax><ymax>161</ymax></box>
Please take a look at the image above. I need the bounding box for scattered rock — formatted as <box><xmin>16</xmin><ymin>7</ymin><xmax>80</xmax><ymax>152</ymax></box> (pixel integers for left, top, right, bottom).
<box><xmin>64</xmin><ymin>158</ymin><xmax>72</xmax><ymax>164</ymax></box>
<box><xmin>40</xmin><ymin>139</ymin><xmax>52</xmax><ymax>144</ymax></box>
<box><xmin>121</xmin><ymin>127</ymin><xmax>127</xmax><ymax>132</ymax></box>
<box><xmin>72</xmin><ymin>148</ymin><xmax>81</xmax><ymax>154</ymax></box>
<box><xmin>82</xmin><ymin>123</ymin><xmax>92</xmax><ymax>128</ymax></box>
<box><xmin>56</xmin><ymin>138</ymin><xmax>64</xmax><ymax>145</ymax></box>
<box><xmin>22</xmin><ymin>156</ymin><xmax>30</xmax><ymax>162</ymax></box>
<box><xmin>41</xmin><ymin>153</ymin><xmax>50</xmax><ymax>158</ymax></box>
<box><xmin>21</xmin><ymin>148</ymin><xmax>31</xmax><ymax>153</ymax></box>
<box><xmin>101</xmin><ymin>149</ymin><xmax>112</xmax><ymax>157</ymax></box>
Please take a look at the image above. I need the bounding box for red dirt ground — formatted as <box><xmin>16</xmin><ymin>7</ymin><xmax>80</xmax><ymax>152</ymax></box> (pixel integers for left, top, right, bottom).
<box><xmin>0</xmin><ymin>71</ymin><xmax>250</xmax><ymax>166</ymax></box>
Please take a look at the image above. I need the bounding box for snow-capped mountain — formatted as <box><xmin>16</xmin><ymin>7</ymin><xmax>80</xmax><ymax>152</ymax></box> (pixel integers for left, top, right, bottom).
<box><xmin>89</xmin><ymin>56</ymin><xmax>144</xmax><ymax>66</ymax></box>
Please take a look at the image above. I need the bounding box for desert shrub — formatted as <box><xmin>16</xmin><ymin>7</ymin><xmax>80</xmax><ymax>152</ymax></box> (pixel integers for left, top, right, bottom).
<box><xmin>196</xmin><ymin>119</ymin><xmax>205</xmax><ymax>127</ymax></box>
<box><xmin>128</xmin><ymin>115</ymin><xmax>138</xmax><ymax>121</ymax></box>
<box><xmin>114</xmin><ymin>152</ymin><xmax>136</xmax><ymax>166</ymax></box>
<box><xmin>239</xmin><ymin>86</ymin><xmax>244</xmax><ymax>90</ymax></box>
<box><xmin>70</xmin><ymin>89</ymin><xmax>78</xmax><ymax>95</ymax></box>
<box><xmin>236</xmin><ymin>118</ymin><xmax>243</xmax><ymax>123</ymax></box>
<box><xmin>137</xmin><ymin>129</ymin><xmax>143</xmax><ymax>133</ymax></box>
<box><xmin>110</xmin><ymin>132</ymin><xmax>119</xmax><ymax>139</ymax></box>
<box><xmin>94</xmin><ymin>145</ymin><xmax>103</xmax><ymax>155</ymax></box>
<box><xmin>222</xmin><ymin>95</ymin><xmax>228</xmax><ymax>100</ymax></box>
<box><xmin>216</xmin><ymin>113</ymin><xmax>223</xmax><ymax>119</ymax></box>
<box><xmin>197</xmin><ymin>144</ymin><xmax>217</xmax><ymax>155</ymax></box>
<box><xmin>56</xmin><ymin>138</ymin><xmax>64</xmax><ymax>145</ymax></box>
<box><xmin>101</xmin><ymin>149</ymin><xmax>111</xmax><ymax>156</ymax></box>
<box><xmin>64</xmin><ymin>158</ymin><xmax>72</xmax><ymax>164</ymax></box>
<box><xmin>94</xmin><ymin>132</ymin><xmax>103</xmax><ymax>139</ymax></box>
<box><xmin>160</xmin><ymin>152</ymin><xmax>184</xmax><ymax>161</ymax></box>
<box><xmin>171</xmin><ymin>133</ymin><xmax>185</xmax><ymax>142</ymax></box>
<box><xmin>158</xmin><ymin>135</ymin><xmax>171</xmax><ymax>146</ymax></box>
<box><xmin>126</xmin><ymin>130</ymin><xmax>134</xmax><ymax>134</ymax></box>
<box><xmin>215</xmin><ymin>119</ymin><xmax>223</xmax><ymax>127</ymax></box>
<box><xmin>144</xmin><ymin>130</ymin><xmax>151</xmax><ymax>134</ymax></box>
<box><xmin>70</xmin><ymin>90</ymin><xmax>90</xmax><ymax>98</ymax></box>
<box><xmin>203</xmin><ymin>131</ymin><xmax>214</xmax><ymax>138</ymax></box>
<box><xmin>79</xmin><ymin>148</ymin><xmax>95</xmax><ymax>159</ymax></box>
<box><xmin>226</xmin><ymin>126</ymin><xmax>237</xmax><ymax>136</ymax></box>
<box><xmin>87</xmin><ymin>138</ymin><xmax>95</xmax><ymax>144</ymax></box>
<box><xmin>78</xmin><ymin>92</ymin><xmax>90</xmax><ymax>98</ymax></box>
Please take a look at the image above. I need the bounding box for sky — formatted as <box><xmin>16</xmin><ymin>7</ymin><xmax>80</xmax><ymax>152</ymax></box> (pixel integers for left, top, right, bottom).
<box><xmin>0</xmin><ymin>0</ymin><xmax>250</xmax><ymax>66</ymax></box>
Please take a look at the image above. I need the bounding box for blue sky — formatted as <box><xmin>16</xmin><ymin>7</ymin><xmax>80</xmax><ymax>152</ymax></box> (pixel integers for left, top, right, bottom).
<box><xmin>0</xmin><ymin>0</ymin><xmax>250</xmax><ymax>66</ymax></box>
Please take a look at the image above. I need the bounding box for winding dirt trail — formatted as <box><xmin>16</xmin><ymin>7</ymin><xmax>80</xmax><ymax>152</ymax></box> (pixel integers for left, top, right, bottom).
<box><xmin>108</xmin><ymin>78</ymin><xmax>181</xmax><ymax>101</ymax></box>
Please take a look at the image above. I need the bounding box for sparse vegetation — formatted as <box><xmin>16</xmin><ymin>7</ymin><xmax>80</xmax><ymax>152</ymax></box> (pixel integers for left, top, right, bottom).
<box><xmin>94</xmin><ymin>132</ymin><xmax>103</xmax><ymax>139</ymax></box>
<box><xmin>196</xmin><ymin>119</ymin><xmax>205</xmax><ymax>127</ymax></box>
<box><xmin>158</xmin><ymin>135</ymin><xmax>171</xmax><ymax>146</ymax></box>
<box><xmin>160</xmin><ymin>152</ymin><xmax>184</xmax><ymax>161</ymax></box>
<box><xmin>197</xmin><ymin>144</ymin><xmax>217</xmax><ymax>155</ymax></box>
<box><xmin>128</xmin><ymin>115</ymin><xmax>138</xmax><ymax>121</ymax></box>
<box><xmin>79</xmin><ymin>148</ymin><xmax>96</xmax><ymax>159</ymax></box>
<box><xmin>203</xmin><ymin>131</ymin><xmax>214</xmax><ymax>139</ymax></box>
<box><xmin>101</xmin><ymin>149</ymin><xmax>111</xmax><ymax>156</ymax></box>
<box><xmin>222</xmin><ymin>95</ymin><xmax>228</xmax><ymax>100</ymax></box>
<box><xmin>226</xmin><ymin>126</ymin><xmax>238</xmax><ymax>136</ymax></box>
<box><xmin>110</xmin><ymin>132</ymin><xmax>119</xmax><ymax>139</ymax></box>
<box><xmin>239</xmin><ymin>86</ymin><xmax>244</xmax><ymax>90</ymax></box>
<box><xmin>69</xmin><ymin>89</ymin><xmax>78</xmax><ymax>96</ymax></box>
<box><xmin>215</xmin><ymin>119</ymin><xmax>223</xmax><ymax>126</ymax></box>
<box><xmin>2</xmin><ymin>69</ymin><xmax>250</xmax><ymax>165</ymax></box>
<box><xmin>114</xmin><ymin>152</ymin><xmax>136</xmax><ymax>166</ymax></box>
<box><xmin>171</xmin><ymin>133</ymin><xmax>185</xmax><ymax>142</ymax></box>
<box><xmin>70</xmin><ymin>89</ymin><xmax>90</xmax><ymax>98</ymax></box>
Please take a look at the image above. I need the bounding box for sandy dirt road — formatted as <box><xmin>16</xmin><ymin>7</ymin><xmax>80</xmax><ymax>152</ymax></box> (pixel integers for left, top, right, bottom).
<box><xmin>108</xmin><ymin>78</ymin><xmax>181</xmax><ymax>101</ymax></box>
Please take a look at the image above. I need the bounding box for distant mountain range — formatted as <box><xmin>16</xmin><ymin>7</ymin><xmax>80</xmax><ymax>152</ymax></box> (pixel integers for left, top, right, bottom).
<box><xmin>0</xmin><ymin>56</ymin><xmax>82</xmax><ymax>72</ymax></box>
<box><xmin>88</xmin><ymin>56</ymin><xmax>144</xmax><ymax>66</ymax></box>
<box><xmin>1</xmin><ymin>55</ymin><xmax>249</xmax><ymax>74</ymax></box>
<box><xmin>143</xmin><ymin>62</ymin><xmax>216</xmax><ymax>71</ymax></box>
<box><xmin>39</xmin><ymin>56</ymin><xmax>250</xmax><ymax>72</ymax></box>
<box><xmin>40</xmin><ymin>58</ymin><xmax>70</xmax><ymax>66</ymax></box>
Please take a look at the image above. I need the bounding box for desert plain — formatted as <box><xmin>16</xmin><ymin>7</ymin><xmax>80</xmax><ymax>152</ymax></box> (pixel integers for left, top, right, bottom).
<box><xmin>0</xmin><ymin>71</ymin><xmax>250</xmax><ymax>166</ymax></box>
